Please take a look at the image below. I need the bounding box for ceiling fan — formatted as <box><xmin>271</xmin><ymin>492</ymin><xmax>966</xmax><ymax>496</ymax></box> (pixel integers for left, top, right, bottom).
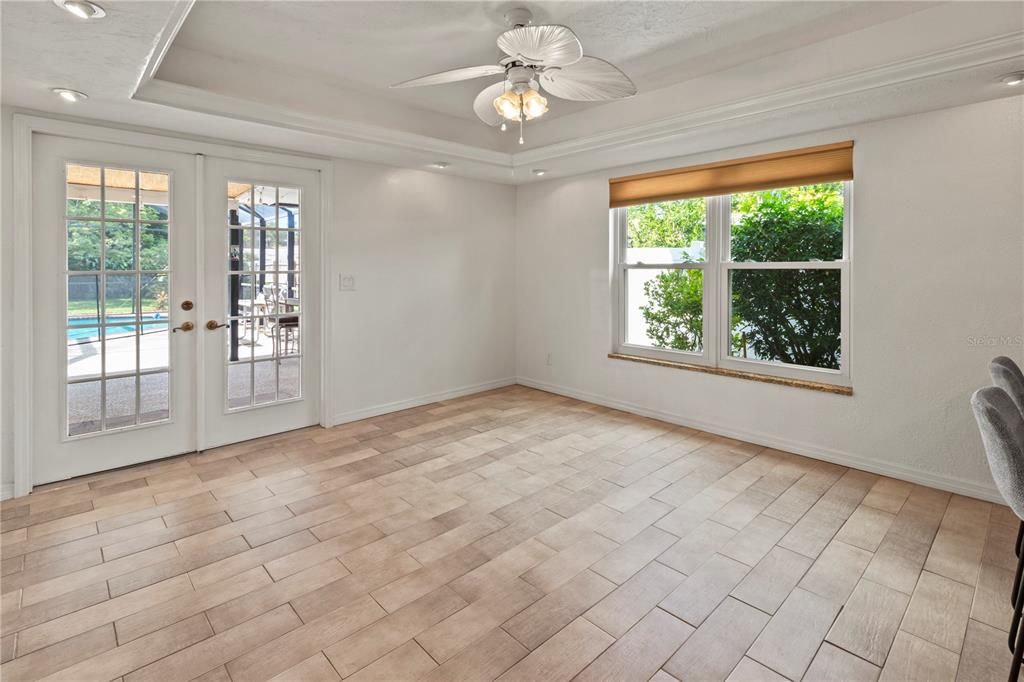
<box><xmin>390</xmin><ymin>8</ymin><xmax>637</xmax><ymax>144</ymax></box>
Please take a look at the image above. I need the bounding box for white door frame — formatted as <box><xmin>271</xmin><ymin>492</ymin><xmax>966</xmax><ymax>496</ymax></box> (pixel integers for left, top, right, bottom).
<box><xmin>11</xmin><ymin>113</ymin><xmax>335</xmax><ymax>497</ymax></box>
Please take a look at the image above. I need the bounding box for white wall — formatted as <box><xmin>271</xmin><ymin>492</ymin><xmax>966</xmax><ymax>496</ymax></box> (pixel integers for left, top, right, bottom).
<box><xmin>515</xmin><ymin>96</ymin><xmax>1024</xmax><ymax>501</ymax></box>
<box><xmin>328</xmin><ymin>160</ymin><xmax>517</xmax><ymax>422</ymax></box>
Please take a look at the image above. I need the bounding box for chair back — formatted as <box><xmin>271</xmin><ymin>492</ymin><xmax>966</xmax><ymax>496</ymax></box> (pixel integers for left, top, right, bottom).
<box><xmin>972</xmin><ymin>386</ymin><xmax>1024</xmax><ymax>519</ymax></box>
<box><xmin>991</xmin><ymin>356</ymin><xmax>1024</xmax><ymax>416</ymax></box>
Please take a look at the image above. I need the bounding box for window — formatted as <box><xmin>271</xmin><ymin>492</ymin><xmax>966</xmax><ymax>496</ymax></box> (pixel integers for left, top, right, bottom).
<box><xmin>611</xmin><ymin>143</ymin><xmax>852</xmax><ymax>386</ymax></box>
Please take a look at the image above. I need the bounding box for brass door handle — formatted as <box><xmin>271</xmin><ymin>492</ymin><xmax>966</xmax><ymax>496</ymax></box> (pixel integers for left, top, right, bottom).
<box><xmin>206</xmin><ymin>320</ymin><xmax>229</xmax><ymax>330</ymax></box>
<box><xmin>172</xmin><ymin>321</ymin><xmax>194</xmax><ymax>333</ymax></box>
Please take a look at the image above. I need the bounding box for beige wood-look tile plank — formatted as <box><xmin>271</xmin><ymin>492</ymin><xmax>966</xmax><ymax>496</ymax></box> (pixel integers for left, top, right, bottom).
<box><xmin>924</xmin><ymin>527</ymin><xmax>988</xmax><ymax>588</ymax></box>
<box><xmin>826</xmin><ymin>579</ymin><xmax>910</xmax><ymax>665</ymax></box>
<box><xmin>125</xmin><ymin>604</ymin><xmax>301</xmax><ymax>682</ymax></box>
<box><xmin>522</xmin><ymin>532</ymin><xmax>618</xmax><ymax>594</ymax></box>
<box><xmin>419</xmin><ymin>627</ymin><xmax>527</xmax><ymax>682</ymax></box>
<box><xmin>803</xmin><ymin>642</ymin><xmax>880</xmax><ymax>682</ymax></box>
<box><xmin>956</xmin><ymin>619</ymin><xmax>1012</xmax><ymax>682</ymax></box>
<box><xmin>0</xmin><ymin>634</ymin><xmax>13</xmax><ymax>663</ymax></box>
<box><xmin>109</xmin><ymin>535</ymin><xmax>249</xmax><ymax>598</ymax></box>
<box><xmin>861</xmin><ymin>478</ymin><xmax>913</xmax><ymax>515</ymax></box>
<box><xmin>2</xmin><ymin>549</ymin><xmax>104</xmax><ymax>595</ymax></box>
<box><xmin>799</xmin><ymin>539</ymin><xmax>874</xmax><ymax>605</ymax></box>
<box><xmin>417</xmin><ymin>578</ymin><xmax>542</xmax><ymax>663</ymax></box>
<box><xmin>879</xmin><ymin>631</ymin><xmax>959</xmax><ymax>682</ymax></box>
<box><xmin>262</xmin><ymin>525</ymin><xmax>374</xmax><ymax>581</ymax></box>
<box><xmin>188</xmin><ymin>530</ymin><xmax>316</xmax><ymax>588</ymax></box>
<box><xmin>102</xmin><ymin>511</ymin><xmax>230</xmax><ymax>561</ymax></box>
<box><xmin>591</xmin><ymin>526</ymin><xmax>677</xmax><ymax>585</ymax></box>
<box><xmin>408</xmin><ymin>515</ymin><xmax>506</xmax><ymax>564</ymax></box>
<box><xmin>290</xmin><ymin>552</ymin><xmax>422</xmax><ymax>622</ymax></box>
<box><xmin>900</xmin><ymin>571</ymin><xmax>974</xmax><ymax>653</ymax></box>
<box><xmin>660</xmin><ymin>553</ymin><xmax>750</xmax><ymax>627</ymax></box>
<box><xmin>345</xmin><ymin>640</ymin><xmax>437</xmax><ymax>682</ymax></box>
<box><xmin>595</xmin><ymin>498</ymin><xmax>674</xmax><ymax>544</ymax></box>
<box><xmin>267</xmin><ymin>653</ymin><xmax>340</xmax><ymax>682</ymax></box>
<box><xmin>657</xmin><ymin>520</ymin><xmax>737</xmax><ymax>576</ymax></box>
<box><xmin>227</xmin><ymin>594</ymin><xmax>384</xmax><ymax>682</ymax></box>
<box><xmin>970</xmin><ymin>562</ymin><xmax>1013</xmax><ymax>631</ymax></box>
<box><xmin>719</xmin><ymin>514</ymin><xmax>791</xmax><ymax>567</ymax></box>
<box><xmin>724</xmin><ymin>657</ymin><xmax>788</xmax><ymax>682</ymax></box>
<box><xmin>664</xmin><ymin>598</ymin><xmax>770</xmax><ymax>682</ymax></box>
<box><xmin>38</xmin><ymin>613</ymin><xmax>213</xmax><ymax>682</ymax></box>
<box><xmin>584</xmin><ymin>560</ymin><xmax>685</xmax><ymax>638</ymax></box>
<box><xmin>502</xmin><ymin>569</ymin><xmax>615</xmax><ymax>650</ymax></box>
<box><xmin>22</xmin><ymin>518</ymin><xmax>164</xmax><ymax>568</ymax></box>
<box><xmin>116</xmin><ymin>566</ymin><xmax>270</xmax><ymax>643</ymax></box>
<box><xmin>495</xmin><ymin>616</ymin><xmax>613</xmax><ymax>682</ymax></box>
<box><xmin>730</xmin><ymin>546</ymin><xmax>813</xmax><ymax>614</ymax></box>
<box><xmin>449</xmin><ymin>538</ymin><xmax>555</xmax><ymax>601</ymax></box>
<box><xmin>323</xmin><ymin>586</ymin><xmax>467</xmax><ymax>678</ymax></box>
<box><xmin>534</xmin><ymin>504</ymin><xmax>621</xmax><ymax>551</ymax></box>
<box><xmin>1</xmin><ymin>581</ymin><xmax>109</xmax><ymax>638</ymax></box>
<box><xmin>835</xmin><ymin>505</ymin><xmax>896</xmax><ymax>552</ymax></box>
<box><xmin>371</xmin><ymin>545</ymin><xmax>487</xmax><ymax>613</ymax></box>
<box><xmin>17</xmin><ymin>573</ymin><xmax>193</xmax><ymax>654</ymax></box>
<box><xmin>747</xmin><ymin>588</ymin><xmax>841</xmax><ymax>681</ymax></box>
<box><xmin>22</xmin><ymin>543</ymin><xmax>179</xmax><ymax>606</ymax></box>
<box><xmin>862</xmin><ymin>532</ymin><xmax>932</xmax><ymax>595</ymax></box>
<box><xmin>577</xmin><ymin>607</ymin><xmax>693</xmax><ymax>682</ymax></box>
<box><xmin>472</xmin><ymin>509</ymin><xmax>563</xmax><ymax>558</ymax></box>
<box><xmin>0</xmin><ymin>623</ymin><xmax>116</xmax><ymax>682</ymax></box>
<box><xmin>339</xmin><ymin>518</ymin><xmax>447</xmax><ymax>571</ymax></box>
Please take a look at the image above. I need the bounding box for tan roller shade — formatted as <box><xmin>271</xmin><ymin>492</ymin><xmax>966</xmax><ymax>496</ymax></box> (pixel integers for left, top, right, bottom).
<box><xmin>609</xmin><ymin>141</ymin><xmax>853</xmax><ymax>208</ymax></box>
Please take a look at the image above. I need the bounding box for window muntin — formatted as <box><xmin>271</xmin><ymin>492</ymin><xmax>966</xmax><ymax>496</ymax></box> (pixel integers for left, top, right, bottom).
<box><xmin>614</xmin><ymin>181</ymin><xmax>850</xmax><ymax>384</ymax></box>
<box><xmin>65</xmin><ymin>164</ymin><xmax>171</xmax><ymax>437</ymax></box>
<box><xmin>224</xmin><ymin>182</ymin><xmax>302</xmax><ymax>410</ymax></box>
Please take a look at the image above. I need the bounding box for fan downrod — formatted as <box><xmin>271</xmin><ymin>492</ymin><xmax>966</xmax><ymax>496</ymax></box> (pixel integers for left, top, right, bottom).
<box><xmin>503</xmin><ymin>7</ymin><xmax>533</xmax><ymax>28</ymax></box>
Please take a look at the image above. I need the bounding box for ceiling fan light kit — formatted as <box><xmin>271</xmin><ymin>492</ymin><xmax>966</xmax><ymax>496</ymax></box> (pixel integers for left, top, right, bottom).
<box><xmin>390</xmin><ymin>8</ymin><xmax>636</xmax><ymax>144</ymax></box>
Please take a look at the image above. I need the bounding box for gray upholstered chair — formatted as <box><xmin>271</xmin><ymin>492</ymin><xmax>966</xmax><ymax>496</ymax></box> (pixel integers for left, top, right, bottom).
<box><xmin>992</xmin><ymin>356</ymin><xmax>1024</xmax><ymax>417</ymax></box>
<box><xmin>972</xmin><ymin>385</ymin><xmax>1024</xmax><ymax>681</ymax></box>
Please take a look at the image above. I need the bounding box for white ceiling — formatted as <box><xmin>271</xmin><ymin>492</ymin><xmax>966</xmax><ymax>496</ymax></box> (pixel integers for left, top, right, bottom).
<box><xmin>163</xmin><ymin>1</ymin><xmax>929</xmax><ymax>122</ymax></box>
<box><xmin>2</xmin><ymin>1</ymin><xmax>1022</xmax><ymax>182</ymax></box>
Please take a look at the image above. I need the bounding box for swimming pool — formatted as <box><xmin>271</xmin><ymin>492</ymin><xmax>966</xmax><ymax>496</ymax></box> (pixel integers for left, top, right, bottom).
<box><xmin>67</xmin><ymin>313</ymin><xmax>168</xmax><ymax>342</ymax></box>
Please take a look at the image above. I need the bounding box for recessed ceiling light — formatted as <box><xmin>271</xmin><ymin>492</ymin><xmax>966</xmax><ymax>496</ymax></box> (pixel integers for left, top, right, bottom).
<box><xmin>430</xmin><ymin>162</ymin><xmax>450</xmax><ymax>169</ymax></box>
<box><xmin>53</xmin><ymin>0</ymin><xmax>105</xmax><ymax>19</ymax></box>
<box><xmin>52</xmin><ymin>87</ymin><xmax>88</xmax><ymax>103</ymax></box>
<box><xmin>1000</xmin><ymin>72</ymin><xmax>1024</xmax><ymax>86</ymax></box>
<box><xmin>531</xmin><ymin>169</ymin><xmax>547</xmax><ymax>176</ymax></box>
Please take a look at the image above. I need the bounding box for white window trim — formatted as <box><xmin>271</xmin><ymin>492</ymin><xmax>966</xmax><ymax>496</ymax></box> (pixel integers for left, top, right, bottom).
<box><xmin>612</xmin><ymin>182</ymin><xmax>852</xmax><ymax>387</ymax></box>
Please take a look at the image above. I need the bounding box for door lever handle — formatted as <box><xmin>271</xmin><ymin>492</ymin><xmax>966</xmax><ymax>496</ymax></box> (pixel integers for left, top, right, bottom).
<box><xmin>206</xmin><ymin>320</ymin><xmax>229</xmax><ymax>331</ymax></box>
<box><xmin>172</xmin><ymin>321</ymin><xmax>194</xmax><ymax>333</ymax></box>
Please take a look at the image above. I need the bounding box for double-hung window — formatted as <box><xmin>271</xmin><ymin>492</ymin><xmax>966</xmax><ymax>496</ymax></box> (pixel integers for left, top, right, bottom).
<box><xmin>611</xmin><ymin>142</ymin><xmax>852</xmax><ymax>388</ymax></box>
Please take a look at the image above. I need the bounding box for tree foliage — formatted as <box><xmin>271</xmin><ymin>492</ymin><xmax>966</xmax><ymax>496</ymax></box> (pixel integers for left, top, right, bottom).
<box><xmin>631</xmin><ymin>183</ymin><xmax>843</xmax><ymax>368</ymax></box>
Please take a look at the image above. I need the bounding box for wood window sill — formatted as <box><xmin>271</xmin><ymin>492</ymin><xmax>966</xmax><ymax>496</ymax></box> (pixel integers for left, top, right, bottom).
<box><xmin>607</xmin><ymin>352</ymin><xmax>853</xmax><ymax>396</ymax></box>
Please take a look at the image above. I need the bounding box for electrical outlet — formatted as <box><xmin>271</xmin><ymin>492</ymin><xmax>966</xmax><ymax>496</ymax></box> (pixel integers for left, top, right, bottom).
<box><xmin>339</xmin><ymin>274</ymin><xmax>356</xmax><ymax>291</ymax></box>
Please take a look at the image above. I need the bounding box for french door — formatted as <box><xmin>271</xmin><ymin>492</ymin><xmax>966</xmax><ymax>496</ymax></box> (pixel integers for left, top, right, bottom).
<box><xmin>30</xmin><ymin>134</ymin><xmax>320</xmax><ymax>486</ymax></box>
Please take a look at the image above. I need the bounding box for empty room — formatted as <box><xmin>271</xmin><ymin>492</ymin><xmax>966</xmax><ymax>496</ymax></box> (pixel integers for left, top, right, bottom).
<box><xmin>1</xmin><ymin>1</ymin><xmax>1023</xmax><ymax>680</ymax></box>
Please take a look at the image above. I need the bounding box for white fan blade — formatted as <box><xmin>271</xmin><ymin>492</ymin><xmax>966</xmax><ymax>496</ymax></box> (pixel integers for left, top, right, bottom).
<box><xmin>497</xmin><ymin>24</ymin><xmax>582</xmax><ymax>67</ymax></box>
<box><xmin>539</xmin><ymin>56</ymin><xmax>637</xmax><ymax>101</ymax></box>
<box><xmin>473</xmin><ymin>82</ymin><xmax>507</xmax><ymax>126</ymax></box>
<box><xmin>390</xmin><ymin>65</ymin><xmax>504</xmax><ymax>88</ymax></box>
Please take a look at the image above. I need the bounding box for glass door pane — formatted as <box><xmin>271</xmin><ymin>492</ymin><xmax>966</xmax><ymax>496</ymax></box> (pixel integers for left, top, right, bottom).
<box><xmin>65</xmin><ymin>164</ymin><xmax>172</xmax><ymax>436</ymax></box>
<box><xmin>224</xmin><ymin>181</ymin><xmax>302</xmax><ymax>409</ymax></box>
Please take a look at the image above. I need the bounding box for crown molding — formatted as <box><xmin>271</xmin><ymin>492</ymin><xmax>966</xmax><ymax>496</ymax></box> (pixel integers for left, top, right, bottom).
<box><xmin>512</xmin><ymin>31</ymin><xmax>1024</xmax><ymax>169</ymax></box>
<box><xmin>131</xmin><ymin>20</ymin><xmax>1022</xmax><ymax>183</ymax></box>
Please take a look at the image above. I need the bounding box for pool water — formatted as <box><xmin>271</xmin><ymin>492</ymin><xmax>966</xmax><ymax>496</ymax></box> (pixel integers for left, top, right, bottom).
<box><xmin>67</xmin><ymin>313</ymin><xmax>168</xmax><ymax>342</ymax></box>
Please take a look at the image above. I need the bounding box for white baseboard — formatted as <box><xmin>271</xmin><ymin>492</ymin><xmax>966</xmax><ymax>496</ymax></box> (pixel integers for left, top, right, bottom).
<box><xmin>330</xmin><ymin>376</ymin><xmax>518</xmax><ymax>427</ymax></box>
<box><xmin>1</xmin><ymin>483</ymin><xmax>13</xmax><ymax>501</ymax></box>
<box><xmin>516</xmin><ymin>376</ymin><xmax>1003</xmax><ymax>504</ymax></box>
